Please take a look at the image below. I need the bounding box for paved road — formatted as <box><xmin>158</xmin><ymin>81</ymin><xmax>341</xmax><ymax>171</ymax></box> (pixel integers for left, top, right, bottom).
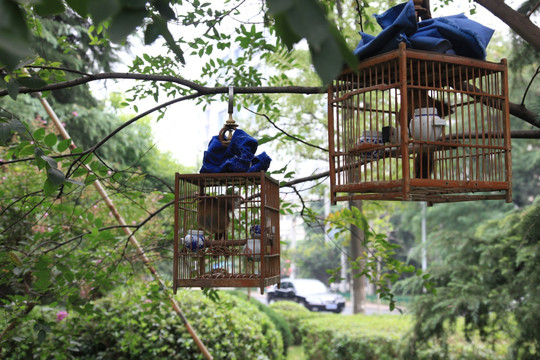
<box><xmin>343</xmin><ymin>301</ymin><xmax>403</xmax><ymax>315</ymax></box>
<box><xmin>250</xmin><ymin>292</ymin><xmax>403</xmax><ymax>315</ymax></box>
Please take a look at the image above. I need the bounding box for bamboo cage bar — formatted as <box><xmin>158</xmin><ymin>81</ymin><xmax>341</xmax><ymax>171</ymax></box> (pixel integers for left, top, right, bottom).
<box><xmin>173</xmin><ymin>172</ymin><xmax>280</xmax><ymax>294</ymax></box>
<box><xmin>327</xmin><ymin>43</ymin><xmax>512</xmax><ymax>204</ymax></box>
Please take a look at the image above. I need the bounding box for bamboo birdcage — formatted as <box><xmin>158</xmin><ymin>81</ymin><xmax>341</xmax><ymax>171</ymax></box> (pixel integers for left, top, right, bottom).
<box><xmin>173</xmin><ymin>171</ymin><xmax>280</xmax><ymax>294</ymax></box>
<box><xmin>327</xmin><ymin>43</ymin><xmax>512</xmax><ymax>204</ymax></box>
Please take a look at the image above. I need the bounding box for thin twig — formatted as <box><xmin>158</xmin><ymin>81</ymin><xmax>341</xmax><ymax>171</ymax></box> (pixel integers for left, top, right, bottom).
<box><xmin>521</xmin><ymin>65</ymin><xmax>540</xmax><ymax>106</ymax></box>
<box><xmin>246</xmin><ymin>108</ymin><xmax>329</xmax><ymax>152</ymax></box>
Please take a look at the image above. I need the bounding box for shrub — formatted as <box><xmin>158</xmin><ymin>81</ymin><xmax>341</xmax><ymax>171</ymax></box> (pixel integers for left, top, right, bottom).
<box><xmin>269</xmin><ymin>300</ymin><xmax>313</xmax><ymax>345</ymax></box>
<box><xmin>266</xmin><ymin>307</ymin><xmax>507</xmax><ymax>360</ymax></box>
<box><xmin>300</xmin><ymin>314</ymin><xmax>411</xmax><ymax>360</ymax></box>
<box><xmin>227</xmin><ymin>290</ymin><xmax>294</xmax><ymax>354</ymax></box>
<box><xmin>1</xmin><ymin>282</ymin><xmax>284</xmax><ymax>360</ymax></box>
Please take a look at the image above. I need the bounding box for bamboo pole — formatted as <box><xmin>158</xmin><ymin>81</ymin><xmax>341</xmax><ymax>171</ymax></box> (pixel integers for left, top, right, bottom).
<box><xmin>37</xmin><ymin>94</ymin><xmax>213</xmax><ymax>360</ymax></box>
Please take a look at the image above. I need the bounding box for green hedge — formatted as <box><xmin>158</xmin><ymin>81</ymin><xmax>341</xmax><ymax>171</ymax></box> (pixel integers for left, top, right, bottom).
<box><xmin>1</xmin><ymin>283</ymin><xmax>284</xmax><ymax>360</ymax></box>
<box><xmin>270</xmin><ymin>304</ymin><xmax>508</xmax><ymax>360</ymax></box>
<box><xmin>269</xmin><ymin>300</ymin><xmax>313</xmax><ymax>346</ymax></box>
<box><xmin>227</xmin><ymin>290</ymin><xmax>293</xmax><ymax>354</ymax></box>
<box><xmin>299</xmin><ymin>314</ymin><xmax>411</xmax><ymax>360</ymax></box>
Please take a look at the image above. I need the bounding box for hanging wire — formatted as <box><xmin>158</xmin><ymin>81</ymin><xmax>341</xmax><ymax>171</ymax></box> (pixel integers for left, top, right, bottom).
<box><xmin>218</xmin><ymin>86</ymin><xmax>238</xmax><ymax>147</ymax></box>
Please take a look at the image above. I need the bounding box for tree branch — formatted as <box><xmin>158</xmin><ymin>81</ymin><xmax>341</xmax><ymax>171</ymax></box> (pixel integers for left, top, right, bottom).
<box><xmin>0</xmin><ymin>71</ymin><xmax>324</xmax><ymax>97</ymax></box>
<box><xmin>1</xmin><ymin>69</ymin><xmax>537</xmax><ymax>131</ymax></box>
<box><xmin>509</xmin><ymin>103</ymin><xmax>540</xmax><ymax>128</ymax></box>
<box><xmin>474</xmin><ymin>0</ymin><xmax>540</xmax><ymax>51</ymax></box>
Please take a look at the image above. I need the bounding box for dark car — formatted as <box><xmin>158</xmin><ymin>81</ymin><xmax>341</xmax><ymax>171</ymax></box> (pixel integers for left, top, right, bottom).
<box><xmin>267</xmin><ymin>278</ymin><xmax>346</xmax><ymax>313</ymax></box>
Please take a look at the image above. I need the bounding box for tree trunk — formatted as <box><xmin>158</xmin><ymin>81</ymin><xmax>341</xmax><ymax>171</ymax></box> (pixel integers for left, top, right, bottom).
<box><xmin>349</xmin><ymin>199</ymin><xmax>366</xmax><ymax>314</ymax></box>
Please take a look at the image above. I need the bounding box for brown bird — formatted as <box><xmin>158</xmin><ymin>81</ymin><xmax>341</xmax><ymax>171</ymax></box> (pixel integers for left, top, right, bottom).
<box><xmin>197</xmin><ymin>194</ymin><xmax>238</xmax><ymax>241</ymax></box>
<box><xmin>407</xmin><ymin>89</ymin><xmax>452</xmax><ymax>179</ymax></box>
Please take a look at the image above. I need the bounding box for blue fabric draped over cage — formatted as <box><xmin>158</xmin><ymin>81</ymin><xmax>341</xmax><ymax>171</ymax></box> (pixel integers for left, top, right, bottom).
<box><xmin>200</xmin><ymin>129</ymin><xmax>272</xmax><ymax>173</ymax></box>
<box><xmin>353</xmin><ymin>0</ymin><xmax>494</xmax><ymax>60</ymax></box>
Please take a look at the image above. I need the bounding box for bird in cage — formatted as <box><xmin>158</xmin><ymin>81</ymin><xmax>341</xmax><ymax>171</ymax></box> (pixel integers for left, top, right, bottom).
<box><xmin>407</xmin><ymin>89</ymin><xmax>453</xmax><ymax>179</ymax></box>
<box><xmin>197</xmin><ymin>192</ymin><xmax>239</xmax><ymax>241</ymax></box>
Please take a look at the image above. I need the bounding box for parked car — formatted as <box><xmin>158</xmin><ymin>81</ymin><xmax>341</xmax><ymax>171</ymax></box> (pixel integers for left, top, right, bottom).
<box><xmin>267</xmin><ymin>278</ymin><xmax>346</xmax><ymax>313</ymax></box>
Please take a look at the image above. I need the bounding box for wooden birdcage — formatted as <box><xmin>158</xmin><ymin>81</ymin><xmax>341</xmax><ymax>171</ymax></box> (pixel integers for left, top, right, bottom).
<box><xmin>328</xmin><ymin>43</ymin><xmax>512</xmax><ymax>204</ymax></box>
<box><xmin>173</xmin><ymin>171</ymin><xmax>280</xmax><ymax>294</ymax></box>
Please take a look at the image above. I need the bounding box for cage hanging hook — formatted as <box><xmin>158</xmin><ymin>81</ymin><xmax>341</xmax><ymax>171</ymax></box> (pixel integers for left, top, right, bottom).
<box><xmin>218</xmin><ymin>86</ymin><xmax>239</xmax><ymax>147</ymax></box>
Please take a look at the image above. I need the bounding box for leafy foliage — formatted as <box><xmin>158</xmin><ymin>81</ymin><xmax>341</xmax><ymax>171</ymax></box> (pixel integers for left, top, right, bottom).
<box><xmin>271</xmin><ymin>302</ymin><xmax>506</xmax><ymax>360</ymax></box>
<box><xmin>269</xmin><ymin>300</ymin><xmax>313</xmax><ymax>345</ymax></box>
<box><xmin>0</xmin><ymin>108</ymin><xmax>178</xmax><ymax>345</ymax></box>
<box><xmin>1</xmin><ymin>282</ymin><xmax>285</xmax><ymax>359</ymax></box>
<box><xmin>2</xmin><ymin>0</ymin><xmax>183</xmax><ymax>70</ymax></box>
<box><xmin>267</xmin><ymin>0</ymin><xmax>357</xmax><ymax>85</ymax></box>
<box><xmin>228</xmin><ymin>289</ymin><xmax>294</xmax><ymax>355</ymax></box>
<box><xmin>292</xmin><ymin>235</ymin><xmax>342</xmax><ymax>283</ymax></box>
<box><xmin>0</xmin><ymin>0</ymin><xmax>33</xmax><ymax>69</ymax></box>
<box><xmin>326</xmin><ymin>205</ymin><xmax>433</xmax><ymax>311</ymax></box>
<box><xmin>401</xmin><ymin>199</ymin><xmax>540</xmax><ymax>359</ymax></box>
<box><xmin>300</xmin><ymin>314</ymin><xmax>410</xmax><ymax>360</ymax></box>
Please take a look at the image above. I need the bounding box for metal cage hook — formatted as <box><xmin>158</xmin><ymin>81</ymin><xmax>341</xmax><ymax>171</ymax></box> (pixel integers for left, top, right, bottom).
<box><xmin>218</xmin><ymin>86</ymin><xmax>239</xmax><ymax>147</ymax></box>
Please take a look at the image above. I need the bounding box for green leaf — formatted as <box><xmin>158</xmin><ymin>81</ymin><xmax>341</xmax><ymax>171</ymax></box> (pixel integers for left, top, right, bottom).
<box><xmin>16</xmin><ymin>76</ymin><xmax>48</xmax><ymax>89</ymax></box>
<box><xmin>41</xmin><ymin>155</ymin><xmax>58</xmax><ymax>168</ymax></box>
<box><xmin>7</xmin><ymin>80</ymin><xmax>20</xmax><ymax>100</ymax></box>
<box><xmin>328</xmin><ymin>24</ymin><xmax>357</xmax><ymax>69</ymax></box>
<box><xmin>158</xmin><ymin>193</ymin><xmax>174</xmax><ymax>203</ymax></box>
<box><xmin>0</xmin><ymin>117</ymin><xmax>26</xmax><ymax>145</ymax></box>
<box><xmin>36</xmin><ymin>156</ymin><xmax>47</xmax><ymax>170</ymax></box>
<box><xmin>66</xmin><ymin>178</ymin><xmax>85</xmax><ymax>187</ymax></box>
<box><xmin>144</xmin><ymin>22</ymin><xmax>160</xmax><ymax>44</ymax></box>
<box><xmin>66</xmin><ymin>0</ymin><xmax>89</xmax><ymax>17</ymax></box>
<box><xmin>85</xmin><ymin>174</ymin><xmax>98</xmax><ymax>184</ymax></box>
<box><xmin>88</xmin><ymin>0</ymin><xmax>121</xmax><ymax>24</ymax></box>
<box><xmin>33</xmin><ymin>128</ymin><xmax>46</xmax><ymax>141</ymax></box>
<box><xmin>81</xmin><ymin>153</ymin><xmax>93</xmax><ymax>165</ymax></box>
<box><xmin>57</xmin><ymin>138</ymin><xmax>71</xmax><ymax>152</ymax></box>
<box><xmin>47</xmin><ymin>167</ymin><xmax>66</xmax><ymax>186</ymax></box>
<box><xmin>19</xmin><ymin>144</ymin><xmax>35</xmax><ymax>157</ymax></box>
<box><xmin>154</xmin><ymin>0</ymin><xmax>175</xmax><ymax>20</ymax></box>
<box><xmin>0</xmin><ymin>0</ymin><xmax>32</xmax><ymax>70</ymax></box>
<box><xmin>8</xmin><ymin>252</ymin><xmax>23</xmax><ymax>266</ymax></box>
<box><xmin>56</xmin><ymin>263</ymin><xmax>75</xmax><ymax>282</ymax></box>
<box><xmin>121</xmin><ymin>0</ymin><xmax>146</xmax><ymax>9</ymax></box>
<box><xmin>34</xmin><ymin>269</ymin><xmax>52</xmax><ymax>291</ymax></box>
<box><xmin>34</xmin><ymin>0</ymin><xmax>66</xmax><ymax>16</ymax></box>
<box><xmin>72</xmin><ymin>168</ymin><xmax>87</xmax><ymax>177</ymax></box>
<box><xmin>153</xmin><ymin>16</ymin><xmax>185</xmax><ymax>63</ymax></box>
<box><xmin>267</xmin><ymin>0</ymin><xmax>294</xmax><ymax>13</ymax></box>
<box><xmin>90</xmin><ymin>160</ymin><xmax>100</xmax><ymax>172</ymax></box>
<box><xmin>287</xmin><ymin>0</ymin><xmax>329</xmax><ymax>48</ymax></box>
<box><xmin>35</xmin><ymin>255</ymin><xmax>52</xmax><ymax>270</ymax></box>
<box><xmin>98</xmin><ymin>164</ymin><xmax>108</xmax><ymax>177</ymax></box>
<box><xmin>269</xmin><ymin>12</ymin><xmax>301</xmax><ymax>50</ymax></box>
<box><xmin>258</xmin><ymin>133</ymin><xmax>283</xmax><ymax>146</ymax></box>
<box><xmin>44</xmin><ymin>133</ymin><xmax>57</xmax><ymax>147</ymax></box>
<box><xmin>267</xmin><ymin>0</ymin><xmax>355</xmax><ymax>84</ymax></box>
<box><xmin>108</xmin><ymin>9</ymin><xmax>147</xmax><ymax>43</ymax></box>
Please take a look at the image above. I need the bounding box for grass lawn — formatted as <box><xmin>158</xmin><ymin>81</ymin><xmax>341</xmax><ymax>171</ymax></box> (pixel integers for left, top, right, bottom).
<box><xmin>286</xmin><ymin>346</ymin><xmax>306</xmax><ymax>360</ymax></box>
